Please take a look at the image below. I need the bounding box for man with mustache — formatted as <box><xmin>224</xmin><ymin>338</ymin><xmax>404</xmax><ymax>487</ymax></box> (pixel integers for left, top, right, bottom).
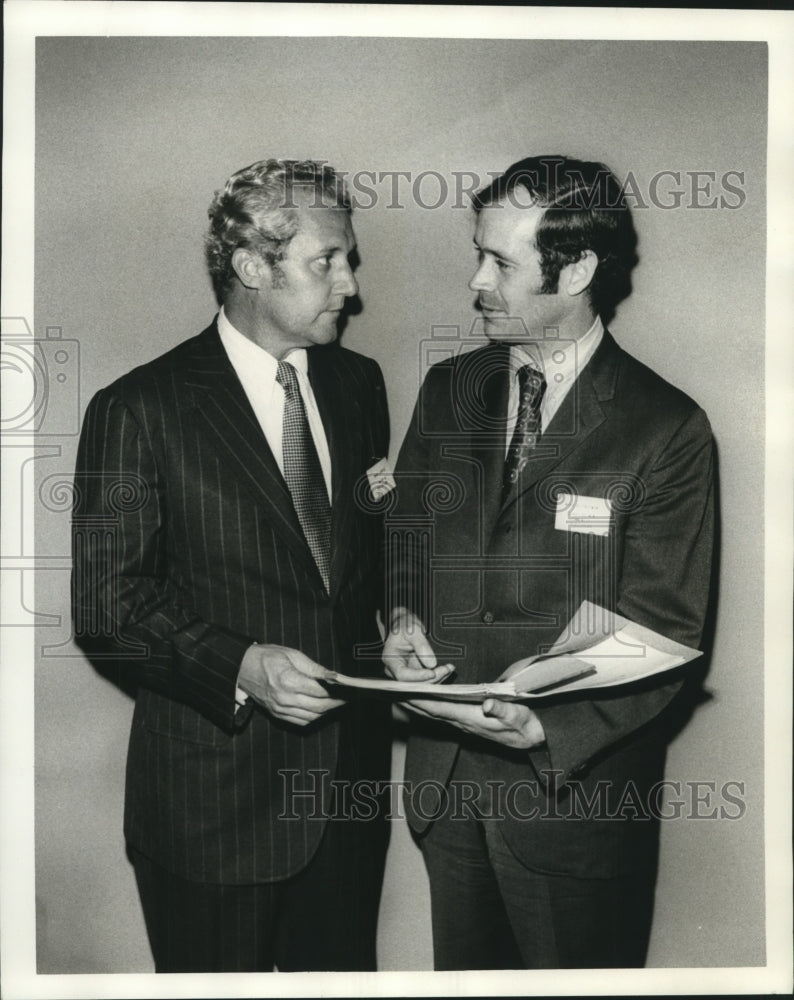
<box><xmin>72</xmin><ymin>159</ymin><xmax>391</xmax><ymax>972</ymax></box>
<box><xmin>384</xmin><ymin>155</ymin><xmax>715</xmax><ymax>969</ymax></box>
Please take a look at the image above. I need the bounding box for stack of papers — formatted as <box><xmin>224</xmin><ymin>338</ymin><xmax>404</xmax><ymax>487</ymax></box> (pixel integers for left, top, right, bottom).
<box><xmin>324</xmin><ymin>602</ymin><xmax>701</xmax><ymax>703</ymax></box>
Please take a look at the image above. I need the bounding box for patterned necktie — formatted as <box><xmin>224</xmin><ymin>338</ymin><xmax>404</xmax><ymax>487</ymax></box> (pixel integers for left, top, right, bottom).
<box><xmin>502</xmin><ymin>364</ymin><xmax>547</xmax><ymax>502</ymax></box>
<box><xmin>276</xmin><ymin>361</ymin><xmax>332</xmax><ymax>591</ymax></box>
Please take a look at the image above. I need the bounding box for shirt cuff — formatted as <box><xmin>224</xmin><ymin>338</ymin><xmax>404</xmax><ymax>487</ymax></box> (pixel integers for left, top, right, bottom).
<box><xmin>235</xmin><ymin>641</ymin><xmax>258</xmax><ymax>712</ymax></box>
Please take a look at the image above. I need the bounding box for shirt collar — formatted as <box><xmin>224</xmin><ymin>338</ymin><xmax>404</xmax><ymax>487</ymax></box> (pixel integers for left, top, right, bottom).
<box><xmin>217</xmin><ymin>306</ymin><xmax>309</xmax><ymax>379</ymax></box>
<box><xmin>509</xmin><ymin>314</ymin><xmax>604</xmax><ymax>387</ymax></box>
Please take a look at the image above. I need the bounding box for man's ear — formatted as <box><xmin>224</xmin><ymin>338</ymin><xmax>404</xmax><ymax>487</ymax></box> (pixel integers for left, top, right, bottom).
<box><xmin>230</xmin><ymin>248</ymin><xmax>267</xmax><ymax>290</ymax></box>
<box><xmin>562</xmin><ymin>250</ymin><xmax>598</xmax><ymax>297</ymax></box>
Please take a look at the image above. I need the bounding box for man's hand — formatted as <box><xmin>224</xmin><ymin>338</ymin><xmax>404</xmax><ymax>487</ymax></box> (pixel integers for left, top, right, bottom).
<box><xmin>382</xmin><ymin>608</ymin><xmax>454</xmax><ymax>684</ymax></box>
<box><xmin>404</xmin><ymin>696</ymin><xmax>546</xmax><ymax>751</ymax></box>
<box><xmin>237</xmin><ymin>644</ymin><xmax>344</xmax><ymax>726</ymax></box>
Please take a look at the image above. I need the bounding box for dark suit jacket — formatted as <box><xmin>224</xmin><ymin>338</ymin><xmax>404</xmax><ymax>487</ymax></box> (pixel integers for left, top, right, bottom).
<box><xmin>391</xmin><ymin>332</ymin><xmax>714</xmax><ymax>877</ymax></box>
<box><xmin>72</xmin><ymin>320</ymin><xmax>391</xmax><ymax>884</ymax></box>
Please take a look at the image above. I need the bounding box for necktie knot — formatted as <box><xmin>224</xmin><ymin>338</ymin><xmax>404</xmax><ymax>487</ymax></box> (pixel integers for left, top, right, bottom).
<box><xmin>517</xmin><ymin>364</ymin><xmax>546</xmax><ymax>411</ymax></box>
<box><xmin>276</xmin><ymin>360</ymin><xmax>300</xmax><ymax>397</ymax></box>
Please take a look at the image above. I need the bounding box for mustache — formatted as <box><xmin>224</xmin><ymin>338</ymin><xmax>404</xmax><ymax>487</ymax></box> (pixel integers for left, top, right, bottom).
<box><xmin>478</xmin><ymin>298</ymin><xmax>504</xmax><ymax>311</ymax></box>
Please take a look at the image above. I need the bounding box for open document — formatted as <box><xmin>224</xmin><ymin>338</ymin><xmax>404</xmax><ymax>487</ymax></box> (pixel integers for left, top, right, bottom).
<box><xmin>323</xmin><ymin>601</ymin><xmax>702</xmax><ymax>703</ymax></box>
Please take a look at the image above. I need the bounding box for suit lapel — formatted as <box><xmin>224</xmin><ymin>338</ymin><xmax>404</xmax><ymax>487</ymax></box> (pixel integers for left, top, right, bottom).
<box><xmin>183</xmin><ymin>323</ymin><xmax>320</xmax><ymax>580</ymax></box>
<box><xmin>308</xmin><ymin>346</ymin><xmax>359</xmax><ymax>595</ymax></box>
<box><xmin>457</xmin><ymin>343</ymin><xmax>511</xmax><ymax>540</ymax></box>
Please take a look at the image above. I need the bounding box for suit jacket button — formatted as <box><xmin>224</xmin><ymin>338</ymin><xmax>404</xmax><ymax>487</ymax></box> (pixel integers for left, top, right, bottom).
<box><xmin>482</xmin><ymin>611</ymin><xmax>495</xmax><ymax>624</ymax></box>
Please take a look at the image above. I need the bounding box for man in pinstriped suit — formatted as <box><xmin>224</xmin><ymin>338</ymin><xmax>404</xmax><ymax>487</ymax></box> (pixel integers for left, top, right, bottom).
<box><xmin>72</xmin><ymin>160</ymin><xmax>391</xmax><ymax>971</ymax></box>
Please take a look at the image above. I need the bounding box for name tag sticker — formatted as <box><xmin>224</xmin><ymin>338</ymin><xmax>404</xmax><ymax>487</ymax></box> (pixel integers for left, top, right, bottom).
<box><xmin>555</xmin><ymin>492</ymin><xmax>612</xmax><ymax>536</ymax></box>
<box><xmin>366</xmin><ymin>458</ymin><xmax>396</xmax><ymax>500</ymax></box>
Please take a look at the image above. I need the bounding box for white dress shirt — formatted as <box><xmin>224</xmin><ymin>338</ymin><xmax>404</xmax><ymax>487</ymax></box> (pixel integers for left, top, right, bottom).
<box><xmin>217</xmin><ymin>307</ymin><xmax>332</xmax><ymax>500</ymax></box>
<box><xmin>505</xmin><ymin>315</ymin><xmax>604</xmax><ymax>452</ymax></box>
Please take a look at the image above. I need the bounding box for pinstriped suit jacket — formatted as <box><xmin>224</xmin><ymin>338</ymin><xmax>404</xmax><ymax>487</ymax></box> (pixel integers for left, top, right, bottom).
<box><xmin>72</xmin><ymin>320</ymin><xmax>391</xmax><ymax>884</ymax></box>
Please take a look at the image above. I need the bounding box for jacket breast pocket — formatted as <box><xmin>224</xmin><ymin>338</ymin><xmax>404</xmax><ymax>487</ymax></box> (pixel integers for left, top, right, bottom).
<box><xmin>135</xmin><ymin>687</ymin><xmax>233</xmax><ymax>747</ymax></box>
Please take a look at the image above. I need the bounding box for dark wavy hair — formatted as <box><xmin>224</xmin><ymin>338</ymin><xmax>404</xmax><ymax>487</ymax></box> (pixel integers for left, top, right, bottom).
<box><xmin>205</xmin><ymin>159</ymin><xmax>351</xmax><ymax>302</ymax></box>
<box><xmin>472</xmin><ymin>156</ymin><xmax>638</xmax><ymax>323</ymax></box>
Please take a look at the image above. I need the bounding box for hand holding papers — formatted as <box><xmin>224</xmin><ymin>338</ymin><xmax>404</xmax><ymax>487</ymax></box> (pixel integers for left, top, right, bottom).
<box><xmin>326</xmin><ymin>602</ymin><xmax>702</xmax><ymax>703</ymax></box>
